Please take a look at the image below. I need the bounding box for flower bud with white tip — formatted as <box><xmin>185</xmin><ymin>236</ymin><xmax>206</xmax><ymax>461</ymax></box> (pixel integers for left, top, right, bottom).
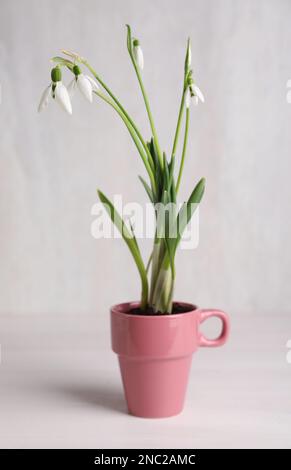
<box><xmin>133</xmin><ymin>39</ymin><xmax>144</xmax><ymax>70</ymax></box>
<box><xmin>38</xmin><ymin>66</ymin><xmax>72</xmax><ymax>115</ymax></box>
<box><xmin>68</xmin><ymin>65</ymin><xmax>99</xmax><ymax>103</ymax></box>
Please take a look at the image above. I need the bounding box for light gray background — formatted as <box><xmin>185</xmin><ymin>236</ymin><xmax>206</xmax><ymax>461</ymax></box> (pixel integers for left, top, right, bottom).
<box><xmin>0</xmin><ymin>0</ymin><xmax>291</xmax><ymax>450</ymax></box>
<box><xmin>0</xmin><ymin>0</ymin><xmax>290</xmax><ymax>316</ymax></box>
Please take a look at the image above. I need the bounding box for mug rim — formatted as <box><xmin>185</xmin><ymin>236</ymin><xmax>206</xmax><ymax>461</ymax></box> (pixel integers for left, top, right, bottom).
<box><xmin>111</xmin><ymin>301</ymin><xmax>198</xmax><ymax>319</ymax></box>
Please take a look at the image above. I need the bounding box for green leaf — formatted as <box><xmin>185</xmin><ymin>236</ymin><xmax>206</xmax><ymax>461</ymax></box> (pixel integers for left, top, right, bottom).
<box><xmin>163</xmin><ymin>153</ymin><xmax>170</xmax><ymax>192</ymax></box>
<box><xmin>153</xmin><ymin>190</ymin><xmax>176</xmax><ymax>277</ymax></box>
<box><xmin>128</xmin><ymin>219</ymin><xmax>142</xmax><ymax>255</ymax></box>
<box><xmin>164</xmin><ymin>209</ymin><xmax>176</xmax><ymax>278</ymax></box>
<box><xmin>148</xmin><ymin>138</ymin><xmax>158</xmax><ymax>168</ymax></box>
<box><xmin>169</xmin><ymin>156</ymin><xmax>177</xmax><ymax>203</ymax></box>
<box><xmin>98</xmin><ymin>189</ymin><xmax>148</xmax><ymax>308</ymax></box>
<box><xmin>51</xmin><ymin>56</ymin><xmax>75</xmax><ymax>72</ymax></box>
<box><xmin>175</xmin><ymin>177</ymin><xmax>205</xmax><ymax>249</ymax></box>
<box><xmin>138</xmin><ymin>176</ymin><xmax>154</xmax><ymax>203</ymax></box>
<box><xmin>168</xmin><ymin>156</ymin><xmax>175</xmax><ymax>188</ymax></box>
<box><xmin>147</xmin><ymin>152</ymin><xmax>155</xmax><ymax>174</ymax></box>
<box><xmin>148</xmin><ymin>138</ymin><xmax>163</xmax><ymax>200</ymax></box>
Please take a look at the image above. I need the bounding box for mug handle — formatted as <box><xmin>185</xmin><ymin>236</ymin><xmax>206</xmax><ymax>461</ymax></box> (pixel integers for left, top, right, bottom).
<box><xmin>198</xmin><ymin>309</ymin><xmax>230</xmax><ymax>347</ymax></box>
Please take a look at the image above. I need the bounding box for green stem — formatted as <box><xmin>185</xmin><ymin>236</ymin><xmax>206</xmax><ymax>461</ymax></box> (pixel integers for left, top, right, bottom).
<box><xmin>151</xmin><ymin>253</ymin><xmax>173</xmax><ymax>313</ymax></box>
<box><xmin>176</xmin><ymin>107</ymin><xmax>190</xmax><ymax>193</ymax></box>
<box><xmin>132</xmin><ymin>63</ymin><xmax>163</xmax><ymax>168</ymax></box>
<box><xmin>149</xmin><ymin>236</ymin><xmax>175</xmax><ymax>313</ymax></box>
<box><xmin>95</xmin><ymin>90</ymin><xmax>157</xmax><ymax>194</ymax></box>
<box><xmin>171</xmin><ymin>86</ymin><xmax>186</xmax><ymax>160</ymax></box>
<box><xmin>81</xmin><ymin>59</ymin><xmax>156</xmax><ymax>174</ymax></box>
<box><xmin>149</xmin><ymin>238</ymin><xmax>164</xmax><ymax>304</ymax></box>
<box><xmin>126</xmin><ymin>28</ymin><xmax>163</xmax><ymax>168</ymax></box>
<box><xmin>146</xmin><ymin>251</ymin><xmax>153</xmax><ymax>274</ymax></box>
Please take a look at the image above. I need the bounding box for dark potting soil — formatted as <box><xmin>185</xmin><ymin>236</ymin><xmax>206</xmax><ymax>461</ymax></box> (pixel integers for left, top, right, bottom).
<box><xmin>128</xmin><ymin>303</ymin><xmax>195</xmax><ymax>316</ymax></box>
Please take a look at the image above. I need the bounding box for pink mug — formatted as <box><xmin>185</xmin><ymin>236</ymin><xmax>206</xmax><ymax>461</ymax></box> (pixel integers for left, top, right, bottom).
<box><xmin>111</xmin><ymin>302</ymin><xmax>230</xmax><ymax>418</ymax></box>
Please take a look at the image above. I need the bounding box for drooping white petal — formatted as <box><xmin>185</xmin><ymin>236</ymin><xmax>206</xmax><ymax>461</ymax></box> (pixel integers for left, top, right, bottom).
<box><xmin>192</xmin><ymin>95</ymin><xmax>199</xmax><ymax>106</ymax></box>
<box><xmin>38</xmin><ymin>85</ymin><xmax>51</xmax><ymax>113</ymax></box>
<box><xmin>67</xmin><ymin>78</ymin><xmax>77</xmax><ymax>98</ymax></box>
<box><xmin>85</xmin><ymin>75</ymin><xmax>99</xmax><ymax>92</ymax></box>
<box><xmin>54</xmin><ymin>82</ymin><xmax>72</xmax><ymax>115</ymax></box>
<box><xmin>185</xmin><ymin>88</ymin><xmax>191</xmax><ymax>108</ymax></box>
<box><xmin>193</xmin><ymin>84</ymin><xmax>205</xmax><ymax>103</ymax></box>
<box><xmin>133</xmin><ymin>45</ymin><xmax>144</xmax><ymax>70</ymax></box>
<box><xmin>77</xmin><ymin>74</ymin><xmax>93</xmax><ymax>102</ymax></box>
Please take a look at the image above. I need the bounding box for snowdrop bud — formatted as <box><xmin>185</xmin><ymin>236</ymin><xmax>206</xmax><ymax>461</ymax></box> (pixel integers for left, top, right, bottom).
<box><xmin>133</xmin><ymin>39</ymin><xmax>144</xmax><ymax>70</ymax></box>
<box><xmin>51</xmin><ymin>66</ymin><xmax>62</xmax><ymax>83</ymax></box>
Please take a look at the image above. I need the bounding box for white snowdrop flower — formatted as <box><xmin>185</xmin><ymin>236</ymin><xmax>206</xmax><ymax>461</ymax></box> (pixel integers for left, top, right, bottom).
<box><xmin>38</xmin><ymin>66</ymin><xmax>72</xmax><ymax>115</ymax></box>
<box><xmin>68</xmin><ymin>65</ymin><xmax>99</xmax><ymax>103</ymax></box>
<box><xmin>192</xmin><ymin>84</ymin><xmax>205</xmax><ymax>103</ymax></box>
<box><xmin>133</xmin><ymin>39</ymin><xmax>144</xmax><ymax>70</ymax></box>
<box><xmin>185</xmin><ymin>81</ymin><xmax>205</xmax><ymax>108</ymax></box>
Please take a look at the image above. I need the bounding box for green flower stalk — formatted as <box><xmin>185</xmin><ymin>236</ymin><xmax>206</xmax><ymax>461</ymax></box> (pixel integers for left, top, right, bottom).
<box><xmin>42</xmin><ymin>25</ymin><xmax>205</xmax><ymax>314</ymax></box>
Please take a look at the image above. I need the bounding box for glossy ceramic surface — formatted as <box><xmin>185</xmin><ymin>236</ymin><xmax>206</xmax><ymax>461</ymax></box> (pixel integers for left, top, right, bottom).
<box><xmin>111</xmin><ymin>301</ymin><xmax>230</xmax><ymax>418</ymax></box>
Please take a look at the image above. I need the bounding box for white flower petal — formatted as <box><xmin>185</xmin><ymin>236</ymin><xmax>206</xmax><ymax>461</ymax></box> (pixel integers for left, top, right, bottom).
<box><xmin>54</xmin><ymin>82</ymin><xmax>72</xmax><ymax>115</ymax></box>
<box><xmin>85</xmin><ymin>75</ymin><xmax>99</xmax><ymax>92</ymax></box>
<box><xmin>67</xmin><ymin>78</ymin><xmax>77</xmax><ymax>98</ymax></box>
<box><xmin>77</xmin><ymin>74</ymin><xmax>93</xmax><ymax>103</ymax></box>
<box><xmin>193</xmin><ymin>84</ymin><xmax>205</xmax><ymax>103</ymax></box>
<box><xmin>134</xmin><ymin>45</ymin><xmax>144</xmax><ymax>70</ymax></box>
<box><xmin>193</xmin><ymin>95</ymin><xmax>199</xmax><ymax>106</ymax></box>
<box><xmin>185</xmin><ymin>88</ymin><xmax>191</xmax><ymax>108</ymax></box>
<box><xmin>38</xmin><ymin>85</ymin><xmax>51</xmax><ymax>113</ymax></box>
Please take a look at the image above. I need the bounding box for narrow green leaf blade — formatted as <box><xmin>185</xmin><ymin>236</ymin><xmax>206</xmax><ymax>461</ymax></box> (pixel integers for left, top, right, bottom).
<box><xmin>138</xmin><ymin>176</ymin><xmax>154</xmax><ymax>203</ymax></box>
<box><xmin>97</xmin><ymin>189</ymin><xmax>148</xmax><ymax>307</ymax></box>
<box><xmin>175</xmin><ymin>177</ymin><xmax>205</xmax><ymax>249</ymax></box>
<box><xmin>163</xmin><ymin>153</ymin><xmax>170</xmax><ymax>192</ymax></box>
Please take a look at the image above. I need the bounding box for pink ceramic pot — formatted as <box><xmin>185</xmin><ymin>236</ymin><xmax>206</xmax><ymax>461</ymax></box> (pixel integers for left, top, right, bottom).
<box><xmin>111</xmin><ymin>301</ymin><xmax>230</xmax><ymax>418</ymax></box>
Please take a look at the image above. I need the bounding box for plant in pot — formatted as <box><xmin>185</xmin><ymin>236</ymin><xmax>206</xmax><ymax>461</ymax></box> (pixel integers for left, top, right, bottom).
<box><xmin>39</xmin><ymin>25</ymin><xmax>230</xmax><ymax>418</ymax></box>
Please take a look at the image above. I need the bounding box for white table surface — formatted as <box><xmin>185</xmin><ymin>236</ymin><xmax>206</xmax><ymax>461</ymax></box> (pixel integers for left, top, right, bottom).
<box><xmin>0</xmin><ymin>313</ymin><xmax>290</xmax><ymax>449</ymax></box>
